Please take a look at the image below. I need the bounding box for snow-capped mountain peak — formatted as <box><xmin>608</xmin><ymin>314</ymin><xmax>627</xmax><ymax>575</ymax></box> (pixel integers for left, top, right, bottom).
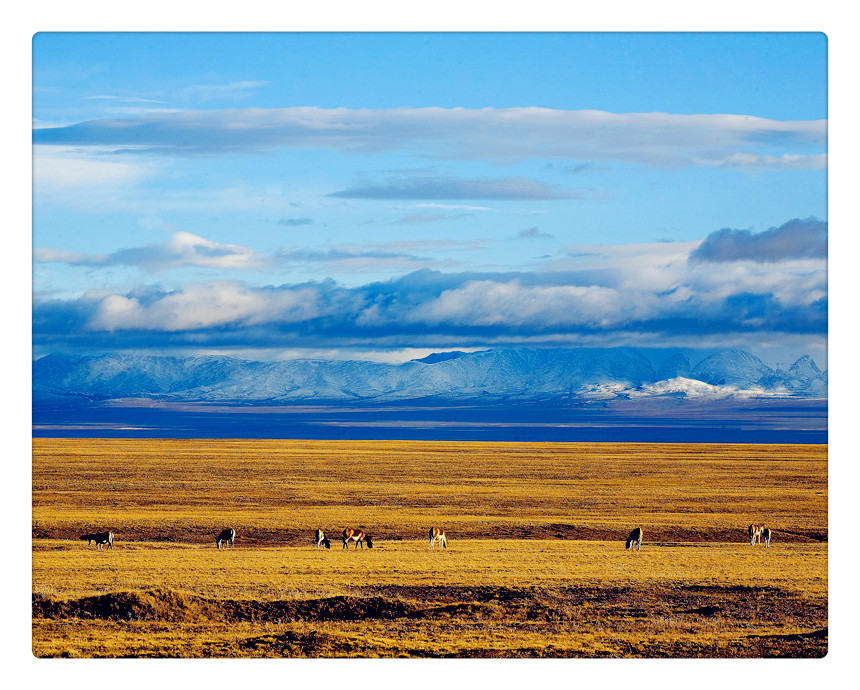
<box><xmin>32</xmin><ymin>347</ymin><xmax>827</xmax><ymax>404</ymax></box>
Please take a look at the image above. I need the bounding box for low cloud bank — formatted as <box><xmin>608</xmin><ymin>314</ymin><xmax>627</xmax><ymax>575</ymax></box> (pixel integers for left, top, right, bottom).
<box><xmin>34</xmin><ymin>262</ymin><xmax>826</xmax><ymax>353</ymax></box>
<box><xmin>690</xmin><ymin>217</ymin><xmax>827</xmax><ymax>263</ymax></box>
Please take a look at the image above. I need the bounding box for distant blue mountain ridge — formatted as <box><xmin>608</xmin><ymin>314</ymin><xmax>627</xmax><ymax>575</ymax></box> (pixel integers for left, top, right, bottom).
<box><xmin>32</xmin><ymin>348</ymin><xmax>827</xmax><ymax>404</ymax></box>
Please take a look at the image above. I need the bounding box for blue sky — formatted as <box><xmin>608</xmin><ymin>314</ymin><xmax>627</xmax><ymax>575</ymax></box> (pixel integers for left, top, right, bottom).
<box><xmin>32</xmin><ymin>32</ymin><xmax>827</xmax><ymax>366</ymax></box>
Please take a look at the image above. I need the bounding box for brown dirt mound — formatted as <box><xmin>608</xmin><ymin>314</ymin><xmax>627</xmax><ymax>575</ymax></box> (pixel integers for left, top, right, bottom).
<box><xmin>33</xmin><ymin>582</ymin><xmax>824</xmax><ymax>628</ymax></box>
<box><xmin>32</xmin><ymin>584</ymin><xmax>827</xmax><ymax>658</ymax></box>
<box><xmin>32</xmin><ymin>589</ymin><xmax>420</xmax><ymax>624</ymax></box>
<box><xmin>32</xmin><ymin>588</ymin><xmax>218</xmax><ymax>623</ymax></box>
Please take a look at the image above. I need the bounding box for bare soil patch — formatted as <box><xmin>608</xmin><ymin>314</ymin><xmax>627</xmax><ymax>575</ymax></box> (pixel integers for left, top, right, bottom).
<box><xmin>33</xmin><ymin>583</ymin><xmax>826</xmax><ymax>658</ymax></box>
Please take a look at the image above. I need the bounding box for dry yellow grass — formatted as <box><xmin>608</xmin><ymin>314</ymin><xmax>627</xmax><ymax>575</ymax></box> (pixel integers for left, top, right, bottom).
<box><xmin>33</xmin><ymin>439</ymin><xmax>827</xmax><ymax>541</ymax></box>
<box><xmin>32</xmin><ymin>439</ymin><xmax>827</xmax><ymax>658</ymax></box>
<box><xmin>33</xmin><ymin>538</ymin><xmax>826</xmax><ymax>600</ymax></box>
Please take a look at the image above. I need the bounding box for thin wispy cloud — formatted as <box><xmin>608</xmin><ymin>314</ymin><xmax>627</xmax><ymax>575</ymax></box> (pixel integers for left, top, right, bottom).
<box><xmin>83</xmin><ymin>95</ymin><xmax>166</xmax><ymax>104</ymax></box>
<box><xmin>34</xmin><ymin>232</ymin><xmax>268</xmax><ymax>272</ymax></box>
<box><xmin>274</xmin><ymin>240</ymin><xmax>482</xmax><ymax>273</ymax></box>
<box><xmin>34</xmin><ymin>233</ymin><xmax>487</xmax><ymax>277</ymax></box>
<box><xmin>381</xmin><ymin>239</ymin><xmax>489</xmax><ymax>252</ymax></box>
<box><xmin>516</xmin><ymin>227</ymin><xmax>554</xmax><ymax>240</ymax></box>
<box><xmin>171</xmin><ymin>81</ymin><xmax>270</xmax><ymax>103</ymax></box>
<box><xmin>394</xmin><ymin>211</ymin><xmax>472</xmax><ymax>225</ymax></box>
<box><xmin>277</xmin><ymin>217</ymin><xmax>314</xmax><ymax>227</ymax></box>
<box><xmin>276</xmin><ymin>246</ymin><xmax>423</xmax><ymax>263</ymax></box>
<box><xmin>414</xmin><ymin>203</ymin><xmax>495</xmax><ymax>212</ymax></box>
<box><xmin>32</xmin><ymin>107</ymin><xmax>826</xmax><ymax>168</ymax></box>
<box><xmin>697</xmin><ymin>153</ymin><xmax>828</xmax><ymax>170</ymax></box>
<box><xmin>329</xmin><ymin>175</ymin><xmax>602</xmax><ymax>201</ymax></box>
<box><xmin>84</xmin><ymin>81</ymin><xmax>270</xmax><ymax>108</ymax></box>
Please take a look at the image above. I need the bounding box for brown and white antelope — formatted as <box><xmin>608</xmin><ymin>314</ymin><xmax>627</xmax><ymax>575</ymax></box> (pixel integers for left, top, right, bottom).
<box><xmin>216</xmin><ymin>527</ymin><xmax>236</xmax><ymax>549</ymax></box>
<box><xmin>429</xmin><ymin>526</ymin><xmax>447</xmax><ymax>549</ymax></box>
<box><xmin>762</xmin><ymin>527</ymin><xmax>772</xmax><ymax>548</ymax></box>
<box><xmin>80</xmin><ymin>531</ymin><xmax>113</xmax><ymax>550</ymax></box>
<box><xmin>748</xmin><ymin>523</ymin><xmax>765</xmax><ymax>545</ymax></box>
<box><xmin>315</xmin><ymin>528</ymin><xmax>331</xmax><ymax>549</ymax></box>
<box><xmin>342</xmin><ymin>528</ymin><xmax>373</xmax><ymax>549</ymax></box>
<box><xmin>625</xmin><ymin>527</ymin><xmax>643</xmax><ymax>551</ymax></box>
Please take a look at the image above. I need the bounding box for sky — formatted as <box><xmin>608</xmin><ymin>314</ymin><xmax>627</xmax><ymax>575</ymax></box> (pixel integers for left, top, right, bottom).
<box><xmin>31</xmin><ymin>32</ymin><xmax>828</xmax><ymax>366</ymax></box>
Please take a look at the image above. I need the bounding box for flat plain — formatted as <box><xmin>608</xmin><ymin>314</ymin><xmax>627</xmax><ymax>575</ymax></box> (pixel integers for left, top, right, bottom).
<box><xmin>32</xmin><ymin>438</ymin><xmax>827</xmax><ymax>658</ymax></box>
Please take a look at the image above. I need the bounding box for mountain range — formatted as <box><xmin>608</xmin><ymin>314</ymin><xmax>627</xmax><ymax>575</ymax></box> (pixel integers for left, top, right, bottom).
<box><xmin>32</xmin><ymin>348</ymin><xmax>827</xmax><ymax>404</ymax></box>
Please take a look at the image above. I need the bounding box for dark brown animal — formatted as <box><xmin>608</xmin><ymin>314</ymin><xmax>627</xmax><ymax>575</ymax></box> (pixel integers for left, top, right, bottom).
<box><xmin>215</xmin><ymin>527</ymin><xmax>236</xmax><ymax>549</ymax></box>
<box><xmin>625</xmin><ymin>527</ymin><xmax>643</xmax><ymax>551</ymax></box>
<box><xmin>80</xmin><ymin>531</ymin><xmax>113</xmax><ymax>550</ymax></box>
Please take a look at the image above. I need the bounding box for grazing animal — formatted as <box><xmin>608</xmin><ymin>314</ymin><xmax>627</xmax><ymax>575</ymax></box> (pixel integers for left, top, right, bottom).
<box><xmin>215</xmin><ymin>527</ymin><xmax>236</xmax><ymax>549</ymax></box>
<box><xmin>625</xmin><ymin>527</ymin><xmax>643</xmax><ymax>551</ymax></box>
<box><xmin>429</xmin><ymin>526</ymin><xmax>447</xmax><ymax>549</ymax></box>
<box><xmin>315</xmin><ymin>528</ymin><xmax>331</xmax><ymax>549</ymax></box>
<box><xmin>748</xmin><ymin>523</ymin><xmax>765</xmax><ymax>545</ymax></box>
<box><xmin>762</xmin><ymin>527</ymin><xmax>772</xmax><ymax>548</ymax></box>
<box><xmin>80</xmin><ymin>531</ymin><xmax>113</xmax><ymax>550</ymax></box>
<box><xmin>342</xmin><ymin>528</ymin><xmax>373</xmax><ymax>549</ymax></box>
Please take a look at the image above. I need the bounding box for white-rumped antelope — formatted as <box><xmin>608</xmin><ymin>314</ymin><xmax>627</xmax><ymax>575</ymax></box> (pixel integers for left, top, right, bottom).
<box><xmin>429</xmin><ymin>526</ymin><xmax>447</xmax><ymax>549</ymax></box>
<box><xmin>625</xmin><ymin>527</ymin><xmax>643</xmax><ymax>551</ymax></box>
<box><xmin>315</xmin><ymin>528</ymin><xmax>331</xmax><ymax>549</ymax></box>
<box><xmin>342</xmin><ymin>528</ymin><xmax>373</xmax><ymax>549</ymax></box>
<box><xmin>216</xmin><ymin>527</ymin><xmax>236</xmax><ymax>549</ymax></box>
<box><xmin>748</xmin><ymin>523</ymin><xmax>765</xmax><ymax>545</ymax></box>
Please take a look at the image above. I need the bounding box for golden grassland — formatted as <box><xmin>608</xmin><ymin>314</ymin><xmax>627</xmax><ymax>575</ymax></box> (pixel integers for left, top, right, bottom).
<box><xmin>33</xmin><ymin>538</ymin><xmax>827</xmax><ymax>601</ymax></box>
<box><xmin>32</xmin><ymin>439</ymin><xmax>827</xmax><ymax>658</ymax></box>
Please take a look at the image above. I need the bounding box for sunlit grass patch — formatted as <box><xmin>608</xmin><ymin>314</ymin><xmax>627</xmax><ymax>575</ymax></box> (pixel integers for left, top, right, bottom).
<box><xmin>32</xmin><ymin>439</ymin><xmax>826</xmax><ymax>657</ymax></box>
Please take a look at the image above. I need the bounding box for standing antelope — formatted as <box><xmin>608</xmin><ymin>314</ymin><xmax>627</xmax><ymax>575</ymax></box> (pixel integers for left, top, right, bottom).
<box><xmin>429</xmin><ymin>527</ymin><xmax>447</xmax><ymax>549</ymax></box>
<box><xmin>342</xmin><ymin>528</ymin><xmax>373</xmax><ymax>549</ymax></box>
<box><xmin>80</xmin><ymin>531</ymin><xmax>113</xmax><ymax>550</ymax></box>
<box><xmin>748</xmin><ymin>523</ymin><xmax>765</xmax><ymax>545</ymax></box>
<box><xmin>216</xmin><ymin>527</ymin><xmax>236</xmax><ymax>549</ymax></box>
<box><xmin>315</xmin><ymin>528</ymin><xmax>331</xmax><ymax>549</ymax></box>
<box><xmin>762</xmin><ymin>527</ymin><xmax>772</xmax><ymax>548</ymax></box>
<box><xmin>625</xmin><ymin>527</ymin><xmax>643</xmax><ymax>551</ymax></box>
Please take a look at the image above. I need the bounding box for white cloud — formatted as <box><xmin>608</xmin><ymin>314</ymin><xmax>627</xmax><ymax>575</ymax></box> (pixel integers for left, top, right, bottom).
<box><xmin>697</xmin><ymin>152</ymin><xmax>827</xmax><ymax>170</ymax></box>
<box><xmin>34</xmin><ymin>227</ymin><xmax>827</xmax><ymax>355</ymax></box>
<box><xmin>88</xmin><ymin>281</ymin><xmax>321</xmax><ymax>332</ymax></box>
<box><xmin>157</xmin><ymin>232</ymin><xmax>263</xmax><ymax>270</ymax></box>
<box><xmin>33</xmin><ymin>107</ymin><xmax>826</xmax><ymax>168</ymax></box>
<box><xmin>408</xmin><ymin>280</ymin><xmax>654</xmax><ymax>329</ymax></box>
<box><xmin>32</xmin><ymin>145</ymin><xmax>306</xmax><ymax>215</ymax></box>
<box><xmin>33</xmin><ymin>248</ymin><xmax>105</xmax><ymax>264</ymax></box>
<box><xmin>542</xmin><ymin>239</ymin><xmax>827</xmax><ymax>306</ymax></box>
<box><xmin>33</xmin><ymin>145</ymin><xmax>160</xmax><ymax>191</ymax></box>
<box><xmin>414</xmin><ymin>203</ymin><xmax>495</xmax><ymax>212</ymax></box>
<box><xmin>35</xmin><ymin>231</ymin><xmax>269</xmax><ymax>272</ymax></box>
<box><xmin>171</xmin><ymin>81</ymin><xmax>270</xmax><ymax>103</ymax></box>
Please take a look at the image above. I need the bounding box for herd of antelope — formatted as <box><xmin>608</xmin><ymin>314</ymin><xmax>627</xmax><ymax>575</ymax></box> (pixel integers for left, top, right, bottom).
<box><xmin>77</xmin><ymin>523</ymin><xmax>775</xmax><ymax>551</ymax></box>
